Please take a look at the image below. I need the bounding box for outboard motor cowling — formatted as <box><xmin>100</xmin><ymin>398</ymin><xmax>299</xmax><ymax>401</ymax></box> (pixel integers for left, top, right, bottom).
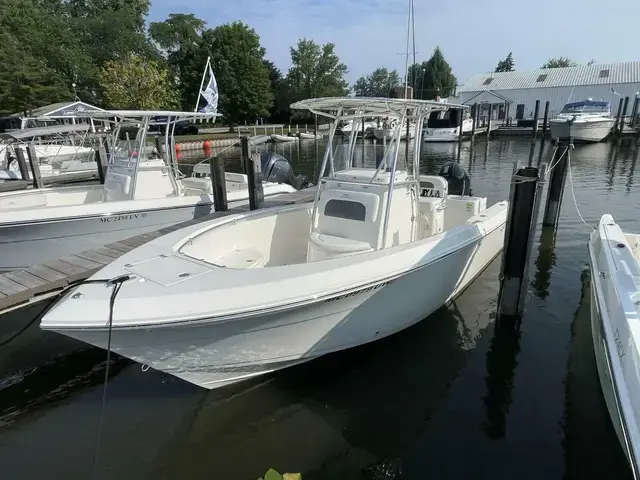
<box><xmin>260</xmin><ymin>152</ymin><xmax>310</xmax><ymax>190</ymax></box>
<box><xmin>437</xmin><ymin>162</ymin><xmax>471</xmax><ymax>196</ymax></box>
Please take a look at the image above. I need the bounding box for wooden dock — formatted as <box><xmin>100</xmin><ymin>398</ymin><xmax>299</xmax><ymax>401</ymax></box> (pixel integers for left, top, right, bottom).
<box><xmin>0</xmin><ymin>188</ymin><xmax>316</xmax><ymax>315</ymax></box>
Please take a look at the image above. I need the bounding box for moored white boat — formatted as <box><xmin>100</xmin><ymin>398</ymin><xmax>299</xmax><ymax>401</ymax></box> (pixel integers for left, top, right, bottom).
<box><xmin>41</xmin><ymin>97</ymin><xmax>508</xmax><ymax>390</ymax></box>
<box><xmin>298</xmin><ymin>132</ymin><xmax>322</xmax><ymax>139</ymax></box>
<box><xmin>372</xmin><ymin>118</ymin><xmax>416</xmax><ymax>141</ymax></box>
<box><xmin>270</xmin><ymin>133</ymin><xmax>297</xmax><ymax>142</ymax></box>
<box><xmin>549</xmin><ymin>100</ymin><xmax>615</xmax><ymax>143</ymax></box>
<box><xmin>588</xmin><ymin>214</ymin><xmax>640</xmax><ymax>477</ymax></box>
<box><xmin>0</xmin><ymin>111</ymin><xmax>299</xmax><ymax>271</ymax></box>
<box><xmin>424</xmin><ymin>108</ymin><xmax>473</xmax><ymax>143</ymax></box>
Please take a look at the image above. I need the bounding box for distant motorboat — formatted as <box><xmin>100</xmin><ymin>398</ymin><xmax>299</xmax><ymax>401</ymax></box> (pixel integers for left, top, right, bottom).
<box><xmin>549</xmin><ymin>100</ymin><xmax>615</xmax><ymax>143</ymax></box>
<box><xmin>339</xmin><ymin>119</ymin><xmax>377</xmax><ymax>137</ymax></box>
<box><xmin>424</xmin><ymin>108</ymin><xmax>473</xmax><ymax>143</ymax></box>
<box><xmin>298</xmin><ymin>132</ymin><xmax>322</xmax><ymax>139</ymax></box>
<box><xmin>270</xmin><ymin>133</ymin><xmax>297</xmax><ymax>142</ymax></box>
<box><xmin>372</xmin><ymin>118</ymin><xmax>416</xmax><ymax>141</ymax></box>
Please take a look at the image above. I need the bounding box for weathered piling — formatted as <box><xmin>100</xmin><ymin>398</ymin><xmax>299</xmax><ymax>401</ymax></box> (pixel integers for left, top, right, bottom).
<box><xmin>241</xmin><ymin>136</ymin><xmax>263</xmax><ymax>210</ymax></box>
<box><xmin>14</xmin><ymin>148</ymin><xmax>30</xmax><ymax>182</ymax></box>
<box><xmin>95</xmin><ymin>146</ymin><xmax>108</xmax><ymax>184</ymax></box>
<box><xmin>630</xmin><ymin>96</ymin><xmax>639</xmax><ymax>128</ymax></box>
<box><xmin>532</xmin><ymin>100</ymin><xmax>540</xmax><ymax>140</ymax></box>
<box><xmin>26</xmin><ymin>145</ymin><xmax>43</xmax><ymax>189</ymax></box>
<box><xmin>487</xmin><ymin>105</ymin><xmax>493</xmax><ymax>140</ymax></box>
<box><xmin>471</xmin><ymin>103</ymin><xmax>477</xmax><ymax>138</ymax></box>
<box><xmin>497</xmin><ymin>163</ymin><xmax>547</xmax><ymax>320</ymax></box>
<box><xmin>208</xmin><ymin>157</ymin><xmax>228</xmax><ymax>212</ymax></box>
<box><xmin>542</xmin><ymin>101</ymin><xmax>550</xmax><ymax>135</ymax></box>
<box><xmin>314</xmin><ymin>114</ymin><xmax>318</xmax><ymax>136</ymax></box>
<box><xmin>505</xmin><ymin>102</ymin><xmax>511</xmax><ymax>126</ymax></box>
<box><xmin>542</xmin><ymin>139</ymin><xmax>572</xmax><ymax>228</ymax></box>
<box><xmin>615</xmin><ymin>97</ymin><xmax>625</xmax><ymax>135</ymax></box>
<box><xmin>458</xmin><ymin>108</ymin><xmax>464</xmax><ymax>143</ymax></box>
<box><xmin>621</xmin><ymin>96</ymin><xmax>630</xmax><ymax>134</ymax></box>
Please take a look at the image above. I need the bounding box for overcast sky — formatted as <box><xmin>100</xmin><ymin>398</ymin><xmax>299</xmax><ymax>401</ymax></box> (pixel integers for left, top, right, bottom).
<box><xmin>149</xmin><ymin>0</ymin><xmax>640</xmax><ymax>85</ymax></box>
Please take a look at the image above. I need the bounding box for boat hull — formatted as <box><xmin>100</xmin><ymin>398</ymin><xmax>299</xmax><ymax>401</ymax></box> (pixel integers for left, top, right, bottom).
<box><xmin>588</xmin><ymin>215</ymin><xmax>640</xmax><ymax>476</ymax></box>
<box><xmin>0</xmin><ymin>203</ymin><xmax>213</xmax><ymax>271</ymax></box>
<box><xmin>51</xmin><ymin>218</ymin><xmax>505</xmax><ymax>390</ymax></box>
<box><xmin>372</xmin><ymin>129</ymin><xmax>414</xmax><ymax>141</ymax></box>
<box><xmin>549</xmin><ymin>118</ymin><xmax>614</xmax><ymax>142</ymax></box>
<box><xmin>270</xmin><ymin>134</ymin><xmax>297</xmax><ymax>142</ymax></box>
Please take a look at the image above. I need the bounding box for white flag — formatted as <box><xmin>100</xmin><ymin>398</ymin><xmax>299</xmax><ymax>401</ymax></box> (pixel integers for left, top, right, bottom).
<box><xmin>199</xmin><ymin>63</ymin><xmax>218</xmax><ymax>114</ymax></box>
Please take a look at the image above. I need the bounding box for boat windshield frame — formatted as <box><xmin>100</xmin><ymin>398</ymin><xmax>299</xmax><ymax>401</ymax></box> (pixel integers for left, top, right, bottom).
<box><xmin>560</xmin><ymin>102</ymin><xmax>611</xmax><ymax>115</ymax></box>
<box><xmin>291</xmin><ymin>97</ymin><xmax>465</xmax><ymax>247</ymax></box>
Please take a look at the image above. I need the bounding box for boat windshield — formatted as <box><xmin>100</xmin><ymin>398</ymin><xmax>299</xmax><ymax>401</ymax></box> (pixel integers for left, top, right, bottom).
<box><xmin>561</xmin><ymin>102</ymin><xmax>609</xmax><ymax>114</ymax></box>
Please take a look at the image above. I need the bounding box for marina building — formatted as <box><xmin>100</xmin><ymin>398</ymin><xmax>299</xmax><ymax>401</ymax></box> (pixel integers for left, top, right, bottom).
<box><xmin>453</xmin><ymin>61</ymin><xmax>640</xmax><ymax>121</ymax></box>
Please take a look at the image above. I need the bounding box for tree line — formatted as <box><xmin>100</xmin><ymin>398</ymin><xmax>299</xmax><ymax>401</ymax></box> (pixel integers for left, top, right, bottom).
<box><xmin>494</xmin><ymin>52</ymin><xmax>579</xmax><ymax>72</ymax></box>
<box><xmin>0</xmin><ymin>0</ymin><xmax>465</xmax><ymax>125</ymax></box>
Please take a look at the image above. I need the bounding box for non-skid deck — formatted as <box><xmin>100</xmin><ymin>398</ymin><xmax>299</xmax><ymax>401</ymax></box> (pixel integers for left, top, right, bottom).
<box><xmin>0</xmin><ymin>188</ymin><xmax>316</xmax><ymax>314</ymax></box>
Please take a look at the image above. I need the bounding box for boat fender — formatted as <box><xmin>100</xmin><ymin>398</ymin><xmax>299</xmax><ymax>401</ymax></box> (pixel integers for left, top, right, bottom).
<box><xmin>437</xmin><ymin>162</ymin><xmax>472</xmax><ymax>196</ymax></box>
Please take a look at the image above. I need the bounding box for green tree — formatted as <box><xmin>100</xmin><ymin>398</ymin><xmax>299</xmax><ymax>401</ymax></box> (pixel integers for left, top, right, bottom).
<box><xmin>0</xmin><ymin>31</ymin><xmax>71</xmax><ymax>115</ymax></box>
<box><xmin>495</xmin><ymin>52</ymin><xmax>515</xmax><ymax>72</ymax></box>
<box><xmin>541</xmin><ymin>56</ymin><xmax>578</xmax><ymax>69</ymax></box>
<box><xmin>354</xmin><ymin>68</ymin><xmax>401</xmax><ymax>97</ymax></box>
<box><xmin>200</xmin><ymin>22</ymin><xmax>273</xmax><ymax>127</ymax></box>
<box><xmin>149</xmin><ymin>13</ymin><xmax>207</xmax><ymax>108</ymax></box>
<box><xmin>409</xmin><ymin>47</ymin><xmax>457</xmax><ymax>99</ymax></box>
<box><xmin>286</xmin><ymin>39</ymin><xmax>349</xmax><ymax>100</ymax></box>
<box><xmin>99</xmin><ymin>53</ymin><xmax>178</xmax><ymax>109</ymax></box>
<box><xmin>264</xmin><ymin>60</ymin><xmax>292</xmax><ymax>121</ymax></box>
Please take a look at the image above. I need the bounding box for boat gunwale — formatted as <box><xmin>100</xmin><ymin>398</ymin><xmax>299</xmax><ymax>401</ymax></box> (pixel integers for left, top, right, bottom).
<box><xmin>588</xmin><ymin>218</ymin><xmax>640</xmax><ymax>478</ymax></box>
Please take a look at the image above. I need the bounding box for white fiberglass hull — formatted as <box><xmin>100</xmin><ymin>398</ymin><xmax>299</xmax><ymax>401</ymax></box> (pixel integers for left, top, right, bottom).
<box><xmin>0</xmin><ymin>183</ymin><xmax>295</xmax><ymax>271</ymax></box>
<box><xmin>270</xmin><ymin>134</ymin><xmax>297</xmax><ymax>142</ymax></box>
<box><xmin>549</xmin><ymin>118</ymin><xmax>614</xmax><ymax>142</ymax></box>
<box><xmin>42</xmin><ymin>202</ymin><xmax>507</xmax><ymax>390</ymax></box>
<box><xmin>588</xmin><ymin>214</ymin><xmax>640</xmax><ymax>476</ymax></box>
<box><xmin>372</xmin><ymin>128</ymin><xmax>415</xmax><ymax>141</ymax></box>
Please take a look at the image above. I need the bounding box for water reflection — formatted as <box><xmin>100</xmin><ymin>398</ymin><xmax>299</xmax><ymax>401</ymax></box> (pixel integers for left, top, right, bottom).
<box><xmin>531</xmin><ymin>227</ymin><xmax>558</xmax><ymax>300</ymax></box>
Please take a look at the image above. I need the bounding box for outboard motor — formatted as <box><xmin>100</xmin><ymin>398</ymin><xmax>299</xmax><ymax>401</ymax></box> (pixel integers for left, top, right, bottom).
<box><xmin>437</xmin><ymin>162</ymin><xmax>472</xmax><ymax>196</ymax></box>
<box><xmin>260</xmin><ymin>152</ymin><xmax>311</xmax><ymax>190</ymax></box>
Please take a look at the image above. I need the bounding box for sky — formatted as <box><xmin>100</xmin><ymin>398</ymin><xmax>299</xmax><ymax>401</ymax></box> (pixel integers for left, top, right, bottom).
<box><xmin>149</xmin><ymin>0</ymin><xmax>640</xmax><ymax>86</ymax></box>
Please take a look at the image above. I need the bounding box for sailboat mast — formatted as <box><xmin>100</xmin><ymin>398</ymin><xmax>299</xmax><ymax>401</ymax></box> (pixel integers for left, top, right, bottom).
<box><xmin>403</xmin><ymin>0</ymin><xmax>411</xmax><ymax>99</ymax></box>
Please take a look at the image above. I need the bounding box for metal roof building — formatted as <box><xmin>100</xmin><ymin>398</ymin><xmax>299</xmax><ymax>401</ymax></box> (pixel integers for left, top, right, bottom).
<box><xmin>453</xmin><ymin>61</ymin><xmax>640</xmax><ymax>121</ymax></box>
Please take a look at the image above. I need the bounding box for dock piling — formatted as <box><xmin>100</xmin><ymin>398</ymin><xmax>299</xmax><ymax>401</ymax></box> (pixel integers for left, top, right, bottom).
<box><xmin>95</xmin><ymin>146</ymin><xmax>108</xmax><ymax>184</ymax></box>
<box><xmin>542</xmin><ymin>139</ymin><xmax>572</xmax><ymax>228</ymax></box>
<box><xmin>241</xmin><ymin>136</ymin><xmax>264</xmax><ymax>210</ymax></box>
<box><xmin>487</xmin><ymin>104</ymin><xmax>493</xmax><ymax>140</ymax></box>
<box><xmin>621</xmin><ymin>96</ymin><xmax>630</xmax><ymax>134</ymax></box>
<box><xmin>314</xmin><ymin>114</ymin><xmax>318</xmax><ymax>136</ymax></box>
<box><xmin>542</xmin><ymin>101</ymin><xmax>550</xmax><ymax>135</ymax></box>
<box><xmin>14</xmin><ymin>148</ymin><xmax>30</xmax><ymax>182</ymax></box>
<box><xmin>458</xmin><ymin>108</ymin><xmax>464</xmax><ymax>143</ymax></box>
<box><xmin>208</xmin><ymin>157</ymin><xmax>228</xmax><ymax>212</ymax></box>
<box><xmin>615</xmin><ymin>97</ymin><xmax>625</xmax><ymax>136</ymax></box>
<box><xmin>532</xmin><ymin>100</ymin><xmax>540</xmax><ymax>140</ymax></box>
<box><xmin>471</xmin><ymin>103</ymin><xmax>477</xmax><ymax>138</ymax></box>
<box><xmin>497</xmin><ymin>163</ymin><xmax>546</xmax><ymax>321</ymax></box>
<box><xmin>630</xmin><ymin>96</ymin><xmax>639</xmax><ymax>128</ymax></box>
<box><xmin>26</xmin><ymin>145</ymin><xmax>43</xmax><ymax>189</ymax></box>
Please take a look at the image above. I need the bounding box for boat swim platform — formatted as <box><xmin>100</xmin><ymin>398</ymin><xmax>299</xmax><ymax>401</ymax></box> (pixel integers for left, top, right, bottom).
<box><xmin>0</xmin><ymin>188</ymin><xmax>317</xmax><ymax>315</ymax></box>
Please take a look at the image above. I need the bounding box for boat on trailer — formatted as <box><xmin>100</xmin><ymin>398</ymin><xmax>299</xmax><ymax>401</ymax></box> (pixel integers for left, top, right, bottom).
<box><xmin>41</xmin><ymin>97</ymin><xmax>509</xmax><ymax>390</ymax></box>
<box><xmin>588</xmin><ymin>214</ymin><xmax>640</xmax><ymax>477</ymax></box>
<box><xmin>0</xmin><ymin>110</ymin><xmax>297</xmax><ymax>271</ymax></box>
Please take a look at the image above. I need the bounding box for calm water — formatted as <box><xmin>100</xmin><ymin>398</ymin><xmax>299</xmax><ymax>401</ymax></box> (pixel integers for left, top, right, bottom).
<box><xmin>0</xmin><ymin>137</ymin><xmax>638</xmax><ymax>479</ymax></box>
